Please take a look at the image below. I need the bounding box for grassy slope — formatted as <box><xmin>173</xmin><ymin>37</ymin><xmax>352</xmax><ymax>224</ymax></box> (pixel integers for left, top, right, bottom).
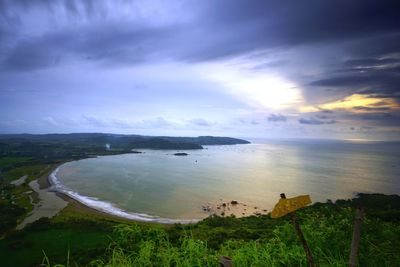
<box><xmin>0</xmin><ymin>195</ymin><xmax>399</xmax><ymax>267</ymax></box>
<box><xmin>0</xmin><ymin>157</ymin><xmax>35</xmax><ymax>172</ymax></box>
<box><xmin>84</xmin><ymin>201</ymin><xmax>400</xmax><ymax>267</ymax></box>
<box><xmin>0</xmin><ymin>226</ymin><xmax>111</xmax><ymax>267</ymax></box>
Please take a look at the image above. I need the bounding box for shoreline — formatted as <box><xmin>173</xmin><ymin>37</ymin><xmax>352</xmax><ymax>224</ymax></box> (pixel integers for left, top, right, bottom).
<box><xmin>40</xmin><ymin>156</ymin><xmax>270</xmax><ymax>223</ymax></box>
<box><xmin>43</xmin><ymin>163</ymin><xmax>199</xmax><ymax>224</ymax></box>
<box><xmin>44</xmin><ymin>164</ymin><xmax>268</xmax><ymax>223</ymax></box>
<box><xmin>37</xmin><ymin>163</ymin><xmax>143</xmax><ymax>223</ymax></box>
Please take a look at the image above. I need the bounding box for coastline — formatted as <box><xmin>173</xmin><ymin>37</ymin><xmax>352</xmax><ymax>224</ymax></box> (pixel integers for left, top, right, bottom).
<box><xmin>36</xmin><ymin>163</ymin><xmax>141</xmax><ymax>223</ymax></box>
<box><xmin>40</xmin><ymin>153</ymin><xmax>270</xmax><ymax>223</ymax></box>
<box><xmin>43</xmin><ymin>162</ymin><xmax>198</xmax><ymax>224</ymax></box>
<box><xmin>44</xmin><ymin>162</ymin><xmax>266</xmax><ymax>223</ymax></box>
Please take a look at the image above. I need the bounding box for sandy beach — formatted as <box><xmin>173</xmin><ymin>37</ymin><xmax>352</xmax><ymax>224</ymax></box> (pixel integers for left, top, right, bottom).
<box><xmin>38</xmin><ymin>163</ymin><xmax>137</xmax><ymax>223</ymax></box>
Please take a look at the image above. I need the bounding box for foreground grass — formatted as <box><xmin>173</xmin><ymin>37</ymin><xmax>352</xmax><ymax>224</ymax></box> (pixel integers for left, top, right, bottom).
<box><xmin>0</xmin><ymin>217</ymin><xmax>115</xmax><ymax>267</ymax></box>
<box><xmin>1</xmin><ymin>194</ymin><xmax>399</xmax><ymax>267</ymax></box>
<box><xmin>87</xmin><ymin>204</ymin><xmax>399</xmax><ymax>267</ymax></box>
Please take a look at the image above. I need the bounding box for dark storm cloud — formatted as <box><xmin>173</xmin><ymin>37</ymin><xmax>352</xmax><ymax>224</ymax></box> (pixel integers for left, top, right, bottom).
<box><xmin>349</xmin><ymin>112</ymin><xmax>399</xmax><ymax>122</ymax></box>
<box><xmin>319</xmin><ymin>109</ymin><xmax>400</xmax><ymax>127</ymax></box>
<box><xmin>3</xmin><ymin>39</ymin><xmax>61</xmax><ymax>70</ymax></box>
<box><xmin>343</xmin><ymin>58</ymin><xmax>400</xmax><ymax>68</ymax></box>
<box><xmin>1</xmin><ymin>0</ymin><xmax>400</xmax><ymax>71</ymax></box>
<box><xmin>350</xmin><ymin>112</ymin><xmax>400</xmax><ymax>127</ymax></box>
<box><xmin>352</xmin><ymin>106</ymin><xmax>392</xmax><ymax>112</ymax></box>
<box><xmin>0</xmin><ymin>0</ymin><xmax>100</xmax><ymax>19</ymax></box>
<box><xmin>346</xmin><ymin>33</ymin><xmax>400</xmax><ymax>59</ymax></box>
<box><xmin>1</xmin><ymin>24</ymin><xmax>175</xmax><ymax>70</ymax></box>
<box><xmin>311</xmin><ymin>72</ymin><xmax>400</xmax><ymax>91</ymax></box>
<box><xmin>310</xmin><ymin>60</ymin><xmax>400</xmax><ymax>99</ymax></box>
<box><xmin>179</xmin><ymin>0</ymin><xmax>400</xmax><ymax>63</ymax></box>
<box><xmin>0</xmin><ymin>0</ymin><xmax>176</xmax><ymax>70</ymax></box>
<box><xmin>204</xmin><ymin>0</ymin><xmax>399</xmax><ymax>44</ymax></box>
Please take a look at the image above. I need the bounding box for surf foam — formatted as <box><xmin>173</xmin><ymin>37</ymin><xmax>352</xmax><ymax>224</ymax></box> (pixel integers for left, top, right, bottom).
<box><xmin>49</xmin><ymin>166</ymin><xmax>198</xmax><ymax>224</ymax></box>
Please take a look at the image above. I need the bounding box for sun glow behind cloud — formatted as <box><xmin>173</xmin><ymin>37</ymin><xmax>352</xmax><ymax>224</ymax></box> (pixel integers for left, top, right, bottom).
<box><xmin>199</xmin><ymin>63</ymin><xmax>303</xmax><ymax>110</ymax></box>
<box><xmin>300</xmin><ymin>94</ymin><xmax>400</xmax><ymax>113</ymax></box>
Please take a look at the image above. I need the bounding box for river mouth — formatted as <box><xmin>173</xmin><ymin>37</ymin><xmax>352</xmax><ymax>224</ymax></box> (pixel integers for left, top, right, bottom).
<box><xmin>49</xmin><ymin>141</ymin><xmax>400</xmax><ymax>223</ymax></box>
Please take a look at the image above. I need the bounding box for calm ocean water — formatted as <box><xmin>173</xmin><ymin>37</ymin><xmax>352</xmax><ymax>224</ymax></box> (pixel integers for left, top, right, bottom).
<box><xmin>53</xmin><ymin>139</ymin><xmax>400</xmax><ymax>222</ymax></box>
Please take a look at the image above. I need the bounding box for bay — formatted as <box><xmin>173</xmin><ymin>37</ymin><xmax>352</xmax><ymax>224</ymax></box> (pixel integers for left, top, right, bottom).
<box><xmin>53</xmin><ymin>139</ymin><xmax>400</xmax><ymax>221</ymax></box>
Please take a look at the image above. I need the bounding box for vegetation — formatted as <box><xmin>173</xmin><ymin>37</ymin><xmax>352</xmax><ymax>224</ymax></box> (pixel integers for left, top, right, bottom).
<box><xmin>0</xmin><ymin>157</ymin><xmax>35</xmax><ymax>172</ymax></box>
<box><xmin>0</xmin><ymin>134</ymin><xmax>250</xmax><ymax>161</ymax></box>
<box><xmin>0</xmin><ymin>193</ymin><xmax>398</xmax><ymax>267</ymax></box>
<box><xmin>83</xmin><ymin>195</ymin><xmax>400</xmax><ymax>267</ymax></box>
<box><xmin>0</xmin><ymin>158</ymin><xmax>53</xmax><ymax>236</ymax></box>
<box><xmin>0</xmin><ymin>217</ymin><xmax>114</xmax><ymax>267</ymax></box>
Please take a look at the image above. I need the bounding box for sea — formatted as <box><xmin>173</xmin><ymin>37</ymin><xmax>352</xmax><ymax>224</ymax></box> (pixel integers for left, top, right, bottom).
<box><xmin>51</xmin><ymin>138</ymin><xmax>400</xmax><ymax>223</ymax></box>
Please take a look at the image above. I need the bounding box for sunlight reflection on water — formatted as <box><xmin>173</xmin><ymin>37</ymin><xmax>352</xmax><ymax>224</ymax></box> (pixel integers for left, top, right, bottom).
<box><xmin>56</xmin><ymin>139</ymin><xmax>400</xmax><ymax>220</ymax></box>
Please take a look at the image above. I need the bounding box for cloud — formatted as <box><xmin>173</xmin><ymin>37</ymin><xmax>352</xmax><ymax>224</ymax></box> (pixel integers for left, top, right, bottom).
<box><xmin>198</xmin><ymin>0</ymin><xmax>400</xmax><ymax>53</ymax></box>
<box><xmin>238</xmin><ymin>118</ymin><xmax>259</xmax><ymax>125</ymax></box>
<box><xmin>310</xmin><ymin>65</ymin><xmax>400</xmax><ymax>99</ymax></box>
<box><xmin>315</xmin><ymin>114</ymin><xmax>329</xmax><ymax>119</ymax></box>
<box><xmin>347</xmin><ymin>112</ymin><xmax>400</xmax><ymax>123</ymax></box>
<box><xmin>82</xmin><ymin>115</ymin><xmax>109</xmax><ymax>127</ymax></box>
<box><xmin>343</xmin><ymin>57</ymin><xmax>400</xmax><ymax>68</ymax></box>
<box><xmin>349</xmin><ymin>126</ymin><xmax>376</xmax><ymax>132</ymax></box>
<box><xmin>0</xmin><ymin>1</ymin><xmax>400</xmax><ymax>140</ymax></box>
<box><xmin>0</xmin><ymin>24</ymin><xmax>177</xmax><ymax>71</ymax></box>
<box><xmin>42</xmin><ymin>116</ymin><xmax>59</xmax><ymax>127</ymax></box>
<box><xmin>140</xmin><ymin>117</ymin><xmax>174</xmax><ymax>128</ymax></box>
<box><xmin>188</xmin><ymin>118</ymin><xmax>212</xmax><ymax>127</ymax></box>
<box><xmin>267</xmin><ymin>114</ymin><xmax>287</xmax><ymax>122</ymax></box>
<box><xmin>81</xmin><ymin>115</ymin><xmax>177</xmax><ymax>129</ymax></box>
<box><xmin>360</xmin><ymin>126</ymin><xmax>375</xmax><ymax>131</ymax></box>
<box><xmin>1</xmin><ymin>0</ymin><xmax>399</xmax><ymax>71</ymax></box>
<box><xmin>352</xmin><ymin>106</ymin><xmax>392</xmax><ymax>112</ymax></box>
<box><xmin>3</xmin><ymin>39</ymin><xmax>62</xmax><ymax>71</ymax></box>
<box><xmin>300</xmin><ymin>94</ymin><xmax>400</xmax><ymax>113</ymax></box>
<box><xmin>298</xmin><ymin>117</ymin><xmax>336</xmax><ymax>125</ymax></box>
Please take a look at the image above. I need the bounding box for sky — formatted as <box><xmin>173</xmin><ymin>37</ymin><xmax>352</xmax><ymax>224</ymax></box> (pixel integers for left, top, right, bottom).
<box><xmin>0</xmin><ymin>0</ymin><xmax>399</xmax><ymax>140</ymax></box>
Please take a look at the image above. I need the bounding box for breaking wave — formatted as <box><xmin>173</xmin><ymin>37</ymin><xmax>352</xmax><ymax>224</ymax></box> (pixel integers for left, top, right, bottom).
<box><xmin>49</xmin><ymin>167</ymin><xmax>198</xmax><ymax>224</ymax></box>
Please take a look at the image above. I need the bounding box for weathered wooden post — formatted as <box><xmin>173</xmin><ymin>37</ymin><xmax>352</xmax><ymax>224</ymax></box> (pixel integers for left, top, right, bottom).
<box><xmin>348</xmin><ymin>207</ymin><xmax>364</xmax><ymax>267</ymax></box>
<box><xmin>271</xmin><ymin>193</ymin><xmax>315</xmax><ymax>267</ymax></box>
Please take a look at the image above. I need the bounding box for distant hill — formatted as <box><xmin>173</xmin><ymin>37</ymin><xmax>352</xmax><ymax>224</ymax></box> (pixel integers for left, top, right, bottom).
<box><xmin>0</xmin><ymin>133</ymin><xmax>249</xmax><ymax>147</ymax></box>
<box><xmin>159</xmin><ymin>136</ymin><xmax>250</xmax><ymax>145</ymax></box>
<box><xmin>0</xmin><ymin>133</ymin><xmax>250</xmax><ymax>162</ymax></box>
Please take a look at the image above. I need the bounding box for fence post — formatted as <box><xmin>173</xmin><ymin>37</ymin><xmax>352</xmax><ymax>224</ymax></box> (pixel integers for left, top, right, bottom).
<box><xmin>349</xmin><ymin>207</ymin><xmax>364</xmax><ymax>267</ymax></box>
<box><xmin>281</xmin><ymin>193</ymin><xmax>315</xmax><ymax>267</ymax></box>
